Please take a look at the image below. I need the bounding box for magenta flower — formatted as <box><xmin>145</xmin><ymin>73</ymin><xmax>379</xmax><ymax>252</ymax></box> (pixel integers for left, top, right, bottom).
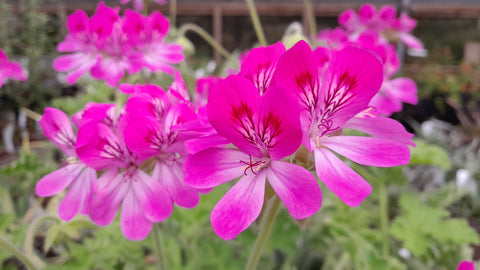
<box><xmin>75</xmin><ymin>104</ymin><xmax>173</xmax><ymax>240</ymax></box>
<box><xmin>35</xmin><ymin>108</ymin><xmax>97</xmax><ymax>222</ymax></box>
<box><xmin>120</xmin><ymin>83</ymin><xmax>202</xmax><ymax>208</ymax></box>
<box><xmin>338</xmin><ymin>3</ymin><xmax>423</xmax><ymax>49</ymax></box>
<box><xmin>0</xmin><ymin>48</ymin><xmax>27</xmax><ymax>87</ymax></box>
<box><xmin>275</xmin><ymin>41</ymin><xmax>411</xmax><ymax>207</ymax></box>
<box><xmin>123</xmin><ymin>10</ymin><xmax>184</xmax><ymax>75</ymax></box>
<box><xmin>184</xmin><ymin>76</ymin><xmax>322</xmax><ymax>240</ymax></box>
<box><xmin>457</xmin><ymin>261</ymin><xmax>475</xmax><ymax>270</ymax></box>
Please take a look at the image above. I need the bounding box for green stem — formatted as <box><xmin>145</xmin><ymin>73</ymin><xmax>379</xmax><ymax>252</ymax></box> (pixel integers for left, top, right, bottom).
<box><xmin>0</xmin><ymin>235</ymin><xmax>40</xmax><ymax>270</ymax></box>
<box><xmin>303</xmin><ymin>0</ymin><xmax>317</xmax><ymax>39</ymax></box>
<box><xmin>169</xmin><ymin>0</ymin><xmax>177</xmax><ymax>27</ymax></box>
<box><xmin>151</xmin><ymin>223</ymin><xmax>168</xmax><ymax>270</ymax></box>
<box><xmin>245</xmin><ymin>0</ymin><xmax>267</xmax><ymax>46</ymax></box>
<box><xmin>24</xmin><ymin>214</ymin><xmax>60</xmax><ymax>269</ymax></box>
<box><xmin>379</xmin><ymin>182</ymin><xmax>389</xmax><ymax>257</ymax></box>
<box><xmin>178</xmin><ymin>23</ymin><xmax>231</xmax><ymax>59</ymax></box>
<box><xmin>245</xmin><ymin>195</ymin><xmax>281</xmax><ymax>270</ymax></box>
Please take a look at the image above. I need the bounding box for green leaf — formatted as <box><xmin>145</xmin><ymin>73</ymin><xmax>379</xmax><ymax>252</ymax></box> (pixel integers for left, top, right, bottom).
<box><xmin>44</xmin><ymin>223</ymin><xmax>61</xmax><ymax>252</ymax></box>
<box><xmin>409</xmin><ymin>139</ymin><xmax>451</xmax><ymax>169</ymax></box>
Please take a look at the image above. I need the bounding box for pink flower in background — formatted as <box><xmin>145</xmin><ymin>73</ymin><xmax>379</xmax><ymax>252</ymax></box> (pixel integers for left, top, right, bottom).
<box><xmin>457</xmin><ymin>261</ymin><xmax>476</xmax><ymax>270</ymax></box>
<box><xmin>54</xmin><ymin>2</ymin><xmax>183</xmax><ymax>86</ymax></box>
<box><xmin>184</xmin><ymin>75</ymin><xmax>322</xmax><ymax>240</ymax></box>
<box><xmin>120</xmin><ymin>0</ymin><xmax>167</xmax><ymax>11</ymax></box>
<box><xmin>0</xmin><ymin>48</ymin><xmax>27</xmax><ymax>87</ymax></box>
<box><xmin>338</xmin><ymin>3</ymin><xmax>423</xmax><ymax>49</ymax></box>
<box><xmin>35</xmin><ymin>108</ymin><xmax>97</xmax><ymax>222</ymax></box>
<box><xmin>75</xmin><ymin>106</ymin><xmax>173</xmax><ymax>240</ymax></box>
<box><xmin>275</xmin><ymin>41</ymin><xmax>411</xmax><ymax>207</ymax></box>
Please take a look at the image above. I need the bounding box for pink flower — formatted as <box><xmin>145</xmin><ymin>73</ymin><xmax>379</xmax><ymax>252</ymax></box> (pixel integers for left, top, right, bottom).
<box><xmin>75</xmin><ymin>104</ymin><xmax>173</xmax><ymax>240</ymax></box>
<box><xmin>275</xmin><ymin>41</ymin><xmax>411</xmax><ymax>207</ymax></box>
<box><xmin>35</xmin><ymin>108</ymin><xmax>97</xmax><ymax>222</ymax></box>
<box><xmin>0</xmin><ymin>48</ymin><xmax>27</xmax><ymax>87</ymax></box>
<box><xmin>120</xmin><ymin>83</ymin><xmax>202</xmax><ymax>208</ymax></box>
<box><xmin>184</xmin><ymin>76</ymin><xmax>322</xmax><ymax>240</ymax></box>
<box><xmin>457</xmin><ymin>261</ymin><xmax>476</xmax><ymax>270</ymax></box>
<box><xmin>123</xmin><ymin>10</ymin><xmax>184</xmax><ymax>75</ymax></box>
<box><xmin>337</xmin><ymin>3</ymin><xmax>423</xmax><ymax>49</ymax></box>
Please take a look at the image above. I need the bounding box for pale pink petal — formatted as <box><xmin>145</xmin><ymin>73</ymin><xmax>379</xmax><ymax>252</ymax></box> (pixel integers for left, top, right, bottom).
<box><xmin>58</xmin><ymin>166</ymin><xmax>97</xmax><ymax>221</ymax></box>
<box><xmin>39</xmin><ymin>107</ymin><xmax>76</xmax><ymax>157</ymax></box>
<box><xmin>344</xmin><ymin>116</ymin><xmax>415</xmax><ymax>146</ymax></box>
<box><xmin>207</xmin><ymin>76</ymin><xmax>263</xmax><ymax>157</ymax></box>
<box><xmin>319</xmin><ymin>136</ymin><xmax>411</xmax><ymax>167</ymax></box>
<box><xmin>211</xmin><ymin>171</ymin><xmax>266</xmax><ymax>240</ymax></box>
<box><xmin>267</xmin><ymin>161</ymin><xmax>321</xmax><ymax>219</ymax></box>
<box><xmin>132</xmin><ymin>169</ymin><xmax>173</xmax><ymax>222</ymax></box>
<box><xmin>35</xmin><ymin>163</ymin><xmax>84</xmax><ymax>197</ymax></box>
<box><xmin>399</xmin><ymin>32</ymin><xmax>423</xmax><ymax>49</ymax></box>
<box><xmin>386</xmin><ymin>77</ymin><xmax>418</xmax><ymax>105</ymax></box>
<box><xmin>183</xmin><ymin>148</ymin><xmax>249</xmax><ymax>189</ymax></box>
<box><xmin>314</xmin><ymin>148</ymin><xmax>371</xmax><ymax>207</ymax></box>
<box><xmin>121</xmin><ymin>189</ymin><xmax>153</xmax><ymax>240</ymax></box>
<box><xmin>153</xmin><ymin>161</ymin><xmax>199</xmax><ymax>208</ymax></box>
<box><xmin>256</xmin><ymin>86</ymin><xmax>302</xmax><ymax>160</ymax></box>
<box><xmin>89</xmin><ymin>169</ymin><xmax>129</xmax><ymax>226</ymax></box>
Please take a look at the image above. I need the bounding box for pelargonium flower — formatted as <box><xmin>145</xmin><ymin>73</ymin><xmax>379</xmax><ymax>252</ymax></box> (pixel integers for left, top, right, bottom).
<box><xmin>338</xmin><ymin>3</ymin><xmax>423</xmax><ymax>49</ymax></box>
<box><xmin>275</xmin><ymin>41</ymin><xmax>411</xmax><ymax>207</ymax></box>
<box><xmin>75</xmin><ymin>103</ymin><xmax>173</xmax><ymax>240</ymax></box>
<box><xmin>54</xmin><ymin>2</ymin><xmax>183</xmax><ymax>86</ymax></box>
<box><xmin>0</xmin><ymin>48</ymin><xmax>27</xmax><ymax>87</ymax></box>
<box><xmin>120</xmin><ymin>83</ymin><xmax>202</xmax><ymax>209</ymax></box>
<box><xmin>184</xmin><ymin>75</ymin><xmax>322</xmax><ymax>240</ymax></box>
<box><xmin>35</xmin><ymin>108</ymin><xmax>97</xmax><ymax>222</ymax></box>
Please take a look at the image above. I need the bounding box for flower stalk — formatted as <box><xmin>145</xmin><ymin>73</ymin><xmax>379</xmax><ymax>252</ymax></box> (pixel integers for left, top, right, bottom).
<box><xmin>245</xmin><ymin>0</ymin><xmax>267</xmax><ymax>46</ymax></box>
<box><xmin>178</xmin><ymin>23</ymin><xmax>231</xmax><ymax>58</ymax></box>
<box><xmin>245</xmin><ymin>195</ymin><xmax>281</xmax><ymax>270</ymax></box>
<box><xmin>152</xmin><ymin>223</ymin><xmax>168</xmax><ymax>270</ymax></box>
<box><xmin>0</xmin><ymin>235</ymin><xmax>40</xmax><ymax>270</ymax></box>
<box><xmin>379</xmin><ymin>182</ymin><xmax>389</xmax><ymax>257</ymax></box>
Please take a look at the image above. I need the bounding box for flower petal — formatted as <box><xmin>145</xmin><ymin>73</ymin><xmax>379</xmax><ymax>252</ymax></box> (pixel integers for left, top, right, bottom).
<box><xmin>121</xmin><ymin>189</ymin><xmax>153</xmax><ymax>241</ymax></box>
<box><xmin>344</xmin><ymin>115</ymin><xmax>415</xmax><ymax>146</ymax></box>
<box><xmin>238</xmin><ymin>41</ymin><xmax>285</xmax><ymax>94</ymax></box>
<box><xmin>89</xmin><ymin>169</ymin><xmax>129</xmax><ymax>226</ymax></box>
<box><xmin>153</xmin><ymin>161</ymin><xmax>199</xmax><ymax>208</ymax></box>
<box><xmin>256</xmin><ymin>86</ymin><xmax>302</xmax><ymax>160</ymax></box>
<box><xmin>132</xmin><ymin>169</ymin><xmax>173</xmax><ymax>222</ymax></box>
<box><xmin>267</xmin><ymin>161</ymin><xmax>322</xmax><ymax>219</ymax></box>
<box><xmin>35</xmin><ymin>163</ymin><xmax>84</xmax><ymax>197</ymax></box>
<box><xmin>39</xmin><ymin>107</ymin><xmax>76</xmax><ymax>157</ymax></box>
<box><xmin>211</xmin><ymin>171</ymin><xmax>266</xmax><ymax>240</ymax></box>
<box><xmin>314</xmin><ymin>148</ymin><xmax>371</xmax><ymax>207</ymax></box>
<box><xmin>207</xmin><ymin>75</ymin><xmax>263</xmax><ymax>157</ymax></box>
<box><xmin>319</xmin><ymin>136</ymin><xmax>411</xmax><ymax>167</ymax></box>
<box><xmin>58</xmin><ymin>166</ymin><xmax>97</xmax><ymax>221</ymax></box>
<box><xmin>183</xmin><ymin>148</ymin><xmax>248</xmax><ymax>189</ymax></box>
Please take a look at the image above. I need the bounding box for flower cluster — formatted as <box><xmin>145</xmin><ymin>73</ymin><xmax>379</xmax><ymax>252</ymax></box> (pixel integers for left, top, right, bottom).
<box><xmin>317</xmin><ymin>3</ymin><xmax>421</xmax><ymax>116</ymax></box>
<box><xmin>38</xmin><ymin>2</ymin><xmax>415</xmax><ymax>242</ymax></box>
<box><xmin>53</xmin><ymin>2</ymin><xmax>184</xmax><ymax>87</ymax></box>
<box><xmin>0</xmin><ymin>48</ymin><xmax>27</xmax><ymax>87</ymax></box>
<box><xmin>38</xmin><ymin>39</ymin><xmax>413</xmax><ymax>241</ymax></box>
